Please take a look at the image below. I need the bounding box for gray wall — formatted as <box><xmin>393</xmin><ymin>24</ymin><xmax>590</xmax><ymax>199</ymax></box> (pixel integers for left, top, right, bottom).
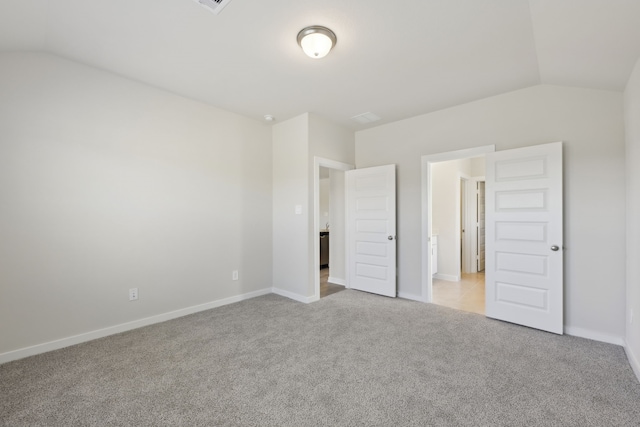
<box><xmin>272</xmin><ymin>113</ymin><xmax>354</xmax><ymax>300</ymax></box>
<box><xmin>272</xmin><ymin>114</ymin><xmax>309</xmax><ymax>298</ymax></box>
<box><xmin>0</xmin><ymin>53</ymin><xmax>273</xmax><ymax>356</ymax></box>
<box><xmin>308</xmin><ymin>114</ymin><xmax>355</xmax><ymax>295</ymax></box>
<box><xmin>356</xmin><ymin>84</ymin><xmax>626</xmax><ymax>341</ymax></box>
<box><xmin>624</xmin><ymin>57</ymin><xmax>640</xmax><ymax>378</ymax></box>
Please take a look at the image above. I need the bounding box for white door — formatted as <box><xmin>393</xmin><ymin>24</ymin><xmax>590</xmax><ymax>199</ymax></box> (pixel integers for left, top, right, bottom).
<box><xmin>346</xmin><ymin>165</ymin><xmax>397</xmax><ymax>297</ymax></box>
<box><xmin>485</xmin><ymin>142</ymin><xmax>563</xmax><ymax>334</ymax></box>
<box><xmin>477</xmin><ymin>181</ymin><xmax>485</xmax><ymax>272</ymax></box>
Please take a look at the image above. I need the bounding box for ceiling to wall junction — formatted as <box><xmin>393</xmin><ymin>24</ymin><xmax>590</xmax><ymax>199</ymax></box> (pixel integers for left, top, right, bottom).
<box><xmin>1</xmin><ymin>0</ymin><xmax>639</xmax><ymax>129</ymax></box>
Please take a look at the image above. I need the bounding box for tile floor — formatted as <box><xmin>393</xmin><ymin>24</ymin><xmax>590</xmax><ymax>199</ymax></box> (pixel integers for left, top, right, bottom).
<box><xmin>432</xmin><ymin>272</ymin><xmax>485</xmax><ymax>315</ymax></box>
<box><xmin>320</xmin><ymin>267</ymin><xmax>345</xmax><ymax>298</ymax></box>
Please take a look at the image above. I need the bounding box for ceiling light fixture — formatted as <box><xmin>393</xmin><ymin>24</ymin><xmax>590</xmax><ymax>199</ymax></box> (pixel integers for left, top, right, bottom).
<box><xmin>297</xmin><ymin>26</ymin><xmax>337</xmax><ymax>59</ymax></box>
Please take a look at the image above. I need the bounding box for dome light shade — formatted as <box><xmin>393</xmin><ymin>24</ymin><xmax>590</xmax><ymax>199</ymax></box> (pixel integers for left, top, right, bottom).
<box><xmin>297</xmin><ymin>26</ymin><xmax>337</xmax><ymax>59</ymax></box>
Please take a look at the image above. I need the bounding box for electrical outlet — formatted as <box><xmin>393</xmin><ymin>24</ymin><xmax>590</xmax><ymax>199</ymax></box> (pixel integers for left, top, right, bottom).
<box><xmin>232</xmin><ymin>270</ymin><xmax>239</xmax><ymax>281</ymax></box>
<box><xmin>129</xmin><ymin>288</ymin><xmax>138</xmax><ymax>301</ymax></box>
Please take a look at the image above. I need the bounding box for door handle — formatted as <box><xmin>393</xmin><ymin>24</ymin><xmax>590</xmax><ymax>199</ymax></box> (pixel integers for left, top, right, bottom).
<box><xmin>388</xmin><ymin>236</ymin><xmax>396</xmax><ymax>241</ymax></box>
<box><xmin>550</xmin><ymin>245</ymin><xmax>560</xmax><ymax>251</ymax></box>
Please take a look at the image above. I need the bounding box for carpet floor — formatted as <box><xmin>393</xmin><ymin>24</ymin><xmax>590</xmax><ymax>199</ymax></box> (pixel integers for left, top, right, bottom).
<box><xmin>1</xmin><ymin>290</ymin><xmax>639</xmax><ymax>426</ymax></box>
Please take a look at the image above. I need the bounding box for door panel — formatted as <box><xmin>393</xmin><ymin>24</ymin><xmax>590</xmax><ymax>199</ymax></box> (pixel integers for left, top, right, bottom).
<box><xmin>477</xmin><ymin>181</ymin><xmax>485</xmax><ymax>272</ymax></box>
<box><xmin>346</xmin><ymin>165</ymin><xmax>396</xmax><ymax>297</ymax></box>
<box><xmin>485</xmin><ymin>142</ymin><xmax>563</xmax><ymax>334</ymax></box>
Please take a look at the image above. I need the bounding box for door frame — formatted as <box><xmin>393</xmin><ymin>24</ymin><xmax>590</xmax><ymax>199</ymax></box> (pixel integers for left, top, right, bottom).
<box><xmin>313</xmin><ymin>157</ymin><xmax>354</xmax><ymax>301</ymax></box>
<box><xmin>420</xmin><ymin>145</ymin><xmax>495</xmax><ymax>303</ymax></box>
<box><xmin>464</xmin><ymin>176</ymin><xmax>486</xmax><ymax>274</ymax></box>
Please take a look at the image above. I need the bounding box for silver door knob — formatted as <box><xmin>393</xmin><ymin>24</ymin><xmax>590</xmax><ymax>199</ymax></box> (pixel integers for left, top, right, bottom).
<box><xmin>551</xmin><ymin>245</ymin><xmax>559</xmax><ymax>251</ymax></box>
<box><xmin>388</xmin><ymin>236</ymin><xmax>396</xmax><ymax>240</ymax></box>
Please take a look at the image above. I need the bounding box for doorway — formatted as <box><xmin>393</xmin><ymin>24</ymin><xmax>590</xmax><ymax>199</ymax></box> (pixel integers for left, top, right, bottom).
<box><xmin>429</xmin><ymin>157</ymin><xmax>486</xmax><ymax>314</ymax></box>
<box><xmin>420</xmin><ymin>145</ymin><xmax>495</xmax><ymax>310</ymax></box>
<box><xmin>313</xmin><ymin>157</ymin><xmax>354</xmax><ymax>300</ymax></box>
<box><xmin>422</xmin><ymin>143</ymin><xmax>564</xmax><ymax>333</ymax></box>
<box><xmin>318</xmin><ymin>166</ymin><xmax>343</xmax><ymax>298</ymax></box>
<box><xmin>462</xmin><ymin>176</ymin><xmax>487</xmax><ymax>276</ymax></box>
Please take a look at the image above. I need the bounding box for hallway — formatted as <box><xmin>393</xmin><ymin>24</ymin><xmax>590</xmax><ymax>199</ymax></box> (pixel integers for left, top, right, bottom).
<box><xmin>432</xmin><ymin>272</ymin><xmax>485</xmax><ymax>315</ymax></box>
<box><xmin>320</xmin><ymin>268</ymin><xmax>345</xmax><ymax>298</ymax></box>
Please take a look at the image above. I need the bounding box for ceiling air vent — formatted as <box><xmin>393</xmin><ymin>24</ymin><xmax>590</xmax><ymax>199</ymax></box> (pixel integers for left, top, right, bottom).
<box><xmin>351</xmin><ymin>112</ymin><xmax>381</xmax><ymax>124</ymax></box>
<box><xmin>194</xmin><ymin>0</ymin><xmax>233</xmax><ymax>15</ymax></box>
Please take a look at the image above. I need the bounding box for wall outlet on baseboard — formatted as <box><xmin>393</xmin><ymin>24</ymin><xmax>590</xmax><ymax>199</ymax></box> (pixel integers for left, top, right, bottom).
<box><xmin>232</xmin><ymin>270</ymin><xmax>239</xmax><ymax>281</ymax></box>
<box><xmin>129</xmin><ymin>288</ymin><xmax>138</xmax><ymax>301</ymax></box>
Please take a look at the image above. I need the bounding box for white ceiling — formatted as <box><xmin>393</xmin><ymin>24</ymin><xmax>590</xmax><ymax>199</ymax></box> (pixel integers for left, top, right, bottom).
<box><xmin>2</xmin><ymin>0</ymin><xmax>640</xmax><ymax>129</ymax></box>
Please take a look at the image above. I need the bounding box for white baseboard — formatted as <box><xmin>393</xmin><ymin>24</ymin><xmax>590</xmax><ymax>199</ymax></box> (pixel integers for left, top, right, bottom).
<box><xmin>564</xmin><ymin>326</ymin><xmax>625</xmax><ymax>346</ymax></box>
<box><xmin>0</xmin><ymin>287</ymin><xmax>272</xmax><ymax>365</ymax></box>
<box><xmin>398</xmin><ymin>292</ymin><xmax>423</xmax><ymax>302</ymax></box>
<box><xmin>624</xmin><ymin>342</ymin><xmax>640</xmax><ymax>383</ymax></box>
<box><xmin>433</xmin><ymin>273</ymin><xmax>460</xmax><ymax>282</ymax></box>
<box><xmin>328</xmin><ymin>277</ymin><xmax>346</xmax><ymax>286</ymax></box>
<box><xmin>271</xmin><ymin>287</ymin><xmax>316</xmax><ymax>304</ymax></box>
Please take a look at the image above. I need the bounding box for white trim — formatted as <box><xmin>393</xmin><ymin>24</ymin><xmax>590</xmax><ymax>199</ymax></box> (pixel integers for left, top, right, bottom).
<box><xmin>313</xmin><ymin>157</ymin><xmax>355</xmax><ymax>302</ymax></box>
<box><xmin>422</xmin><ymin>145</ymin><xmax>496</xmax><ymax>163</ymax></box>
<box><xmin>421</xmin><ymin>145</ymin><xmax>495</xmax><ymax>304</ymax></box>
<box><xmin>624</xmin><ymin>342</ymin><xmax>640</xmax><ymax>383</ymax></box>
<box><xmin>272</xmin><ymin>287</ymin><xmax>318</xmax><ymax>304</ymax></box>
<box><xmin>564</xmin><ymin>326</ymin><xmax>625</xmax><ymax>346</ymax></box>
<box><xmin>433</xmin><ymin>273</ymin><xmax>460</xmax><ymax>282</ymax></box>
<box><xmin>328</xmin><ymin>276</ymin><xmax>346</xmax><ymax>286</ymax></box>
<box><xmin>0</xmin><ymin>287</ymin><xmax>272</xmax><ymax>365</ymax></box>
<box><xmin>398</xmin><ymin>292</ymin><xmax>423</xmax><ymax>302</ymax></box>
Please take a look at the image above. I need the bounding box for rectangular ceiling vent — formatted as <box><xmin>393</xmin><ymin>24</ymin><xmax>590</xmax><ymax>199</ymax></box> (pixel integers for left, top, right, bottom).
<box><xmin>351</xmin><ymin>112</ymin><xmax>381</xmax><ymax>124</ymax></box>
<box><xmin>194</xmin><ymin>0</ymin><xmax>233</xmax><ymax>15</ymax></box>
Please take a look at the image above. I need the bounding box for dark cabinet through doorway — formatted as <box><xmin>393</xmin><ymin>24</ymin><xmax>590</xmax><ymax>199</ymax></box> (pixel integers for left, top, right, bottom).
<box><xmin>320</xmin><ymin>231</ymin><xmax>329</xmax><ymax>268</ymax></box>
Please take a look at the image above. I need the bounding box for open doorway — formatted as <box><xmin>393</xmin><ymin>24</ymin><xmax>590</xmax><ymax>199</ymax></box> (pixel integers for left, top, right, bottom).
<box><xmin>421</xmin><ymin>145</ymin><xmax>494</xmax><ymax>314</ymax></box>
<box><xmin>313</xmin><ymin>157</ymin><xmax>354</xmax><ymax>300</ymax></box>
<box><xmin>429</xmin><ymin>158</ymin><xmax>485</xmax><ymax>314</ymax></box>
<box><xmin>318</xmin><ymin>166</ymin><xmax>343</xmax><ymax>298</ymax></box>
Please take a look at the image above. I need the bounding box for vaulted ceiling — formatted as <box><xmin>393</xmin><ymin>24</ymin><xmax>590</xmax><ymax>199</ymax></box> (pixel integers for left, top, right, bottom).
<box><xmin>2</xmin><ymin>0</ymin><xmax>640</xmax><ymax>129</ymax></box>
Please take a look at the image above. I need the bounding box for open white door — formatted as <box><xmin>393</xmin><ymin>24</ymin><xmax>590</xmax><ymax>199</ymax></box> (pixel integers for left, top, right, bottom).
<box><xmin>346</xmin><ymin>165</ymin><xmax>397</xmax><ymax>297</ymax></box>
<box><xmin>485</xmin><ymin>142</ymin><xmax>563</xmax><ymax>334</ymax></box>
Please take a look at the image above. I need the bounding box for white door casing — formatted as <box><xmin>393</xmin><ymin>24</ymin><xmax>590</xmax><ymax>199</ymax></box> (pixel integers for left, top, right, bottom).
<box><xmin>346</xmin><ymin>165</ymin><xmax>397</xmax><ymax>297</ymax></box>
<box><xmin>485</xmin><ymin>142</ymin><xmax>563</xmax><ymax>334</ymax></box>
